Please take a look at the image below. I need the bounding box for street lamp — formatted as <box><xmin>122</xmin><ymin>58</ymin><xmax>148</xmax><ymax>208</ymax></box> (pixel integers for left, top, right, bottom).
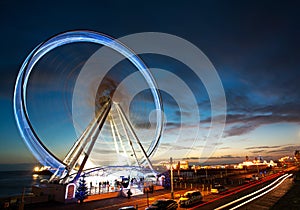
<box><xmin>170</xmin><ymin>157</ymin><xmax>174</xmax><ymax>199</ymax></box>
<box><xmin>145</xmin><ymin>188</ymin><xmax>149</xmax><ymax>207</ymax></box>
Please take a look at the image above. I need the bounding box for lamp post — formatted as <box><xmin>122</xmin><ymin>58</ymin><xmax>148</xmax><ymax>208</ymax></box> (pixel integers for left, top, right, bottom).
<box><xmin>146</xmin><ymin>188</ymin><xmax>149</xmax><ymax>207</ymax></box>
<box><xmin>170</xmin><ymin>157</ymin><xmax>174</xmax><ymax>199</ymax></box>
<box><xmin>19</xmin><ymin>188</ymin><xmax>25</xmax><ymax>210</ymax></box>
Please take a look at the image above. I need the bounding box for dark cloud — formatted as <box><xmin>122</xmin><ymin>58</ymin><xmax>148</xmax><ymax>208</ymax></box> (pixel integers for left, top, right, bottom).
<box><xmin>222</xmin><ymin>101</ymin><xmax>300</xmax><ymax>137</ymax></box>
<box><xmin>246</xmin><ymin>145</ymin><xmax>282</xmax><ymax>150</ymax></box>
<box><xmin>212</xmin><ymin>142</ymin><xmax>223</xmax><ymax>146</ymax></box>
<box><xmin>250</xmin><ymin>150</ymin><xmax>266</xmax><ymax>154</ymax></box>
<box><xmin>184</xmin><ymin>155</ymin><xmax>243</xmax><ymax>160</ymax></box>
<box><xmin>219</xmin><ymin>147</ymin><xmax>231</xmax><ymax>150</ymax></box>
<box><xmin>201</xmin><ymin>88</ymin><xmax>300</xmax><ymax>137</ymax></box>
<box><xmin>206</xmin><ymin>155</ymin><xmax>242</xmax><ymax>160</ymax></box>
<box><xmin>164</xmin><ymin>122</ymin><xmax>181</xmax><ymax>130</ymax></box>
<box><xmin>266</xmin><ymin>145</ymin><xmax>299</xmax><ymax>155</ymax></box>
<box><xmin>132</xmin><ymin>122</ymin><xmax>151</xmax><ymax>129</ymax></box>
<box><xmin>225</xmin><ymin>124</ymin><xmax>256</xmax><ymax>137</ymax></box>
<box><xmin>243</xmin><ymin>145</ymin><xmax>298</xmax><ymax>157</ymax></box>
<box><xmin>181</xmin><ymin>155</ymin><xmax>245</xmax><ymax>165</ymax></box>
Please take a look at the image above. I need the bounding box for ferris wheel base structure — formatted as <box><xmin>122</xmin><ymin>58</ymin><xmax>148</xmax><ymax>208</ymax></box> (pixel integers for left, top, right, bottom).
<box><xmin>49</xmin><ymin>96</ymin><xmax>157</xmax><ymax>185</ymax></box>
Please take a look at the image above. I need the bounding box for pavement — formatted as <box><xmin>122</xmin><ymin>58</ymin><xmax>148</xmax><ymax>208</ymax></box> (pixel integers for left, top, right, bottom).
<box><xmin>24</xmin><ymin>188</ymin><xmax>189</xmax><ymax>210</ymax></box>
<box><xmin>270</xmin><ymin>169</ymin><xmax>300</xmax><ymax>210</ymax></box>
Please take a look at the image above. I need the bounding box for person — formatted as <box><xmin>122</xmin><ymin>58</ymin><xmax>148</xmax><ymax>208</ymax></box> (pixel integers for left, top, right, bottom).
<box><xmin>127</xmin><ymin>189</ymin><xmax>132</xmax><ymax>199</ymax></box>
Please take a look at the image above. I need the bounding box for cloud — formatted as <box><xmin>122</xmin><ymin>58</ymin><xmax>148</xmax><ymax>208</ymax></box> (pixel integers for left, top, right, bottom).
<box><xmin>245</xmin><ymin>145</ymin><xmax>281</xmax><ymax>150</ymax></box>
<box><xmin>219</xmin><ymin>147</ymin><xmax>231</xmax><ymax>150</ymax></box>
<box><xmin>266</xmin><ymin>145</ymin><xmax>299</xmax><ymax>155</ymax></box>
<box><xmin>178</xmin><ymin>155</ymin><xmax>245</xmax><ymax>165</ymax></box>
<box><xmin>206</xmin><ymin>155</ymin><xmax>242</xmax><ymax>159</ymax></box>
<box><xmin>221</xmin><ymin>101</ymin><xmax>300</xmax><ymax>137</ymax></box>
<box><xmin>183</xmin><ymin>155</ymin><xmax>243</xmax><ymax>160</ymax></box>
<box><xmin>225</xmin><ymin>123</ymin><xmax>256</xmax><ymax>137</ymax></box>
<box><xmin>164</xmin><ymin>122</ymin><xmax>181</xmax><ymax>129</ymax></box>
<box><xmin>250</xmin><ymin>150</ymin><xmax>266</xmax><ymax>154</ymax></box>
<box><xmin>212</xmin><ymin>51</ymin><xmax>300</xmax><ymax>137</ymax></box>
<box><xmin>243</xmin><ymin>144</ymin><xmax>298</xmax><ymax>157</ymax></box>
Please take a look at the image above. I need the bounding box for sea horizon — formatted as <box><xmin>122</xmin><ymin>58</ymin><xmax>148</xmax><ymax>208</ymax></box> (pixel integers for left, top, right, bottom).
<box><xmin>0</xmin><ymin>163</ymin><xmax>36</xmax><ymax>172</ymax></box>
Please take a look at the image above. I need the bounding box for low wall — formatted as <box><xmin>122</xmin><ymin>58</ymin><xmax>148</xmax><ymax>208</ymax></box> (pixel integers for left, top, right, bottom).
<box><xmin>85</xmin><ymin>191</ymin><xmax>119</xmax><ymax>202</ymax></box>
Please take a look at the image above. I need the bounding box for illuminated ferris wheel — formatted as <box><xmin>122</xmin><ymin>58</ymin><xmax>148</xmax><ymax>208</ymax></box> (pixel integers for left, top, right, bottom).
<box><xmin>13</xmin><ymin>30</ymin><xmax>163</xmax><ymax>183</ymax></box>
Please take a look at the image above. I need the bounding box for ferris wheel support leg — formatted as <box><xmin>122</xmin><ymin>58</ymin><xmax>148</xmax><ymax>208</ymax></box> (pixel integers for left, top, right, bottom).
<box><xmin>66</xmin><ymin>100</ymin><xmax>110</xmax><ymax>171</ymax></box>
<box><xmin>51</xmin><ymin>99</ymin><xmax>111</xmax><ymax>184</ymax></box>
<box><xmin>111</xmin><ymin>113</ymin><xmax>131</xmax><ymax>165</ymax></box>
<box><xmin>115</xmin><ymin>103</ymin><xmax>155</xmax><ymax>173</ymax></box>
<box><xmin>116</xmin><ymin>104</ymin><xmax>140</xmax><ymax>167</ymax></box>
<box><xmin>49</xmin><ymin>118</ymin><xmax>96</xmax><ymax>182</ymax></box>
<box><xmin>110</xmin><ymin>116</ymin><xmax>120</xmax><ymax>155</ymax></box>
<box><xmin>70</xmin><ymin>100</ymin><xmax>112</xmax><ymax>183</ymax></box>
<box><xmin>62</xmin><ymin>115</ymin><xmax>97</xmax><ymax>165</ymax></box>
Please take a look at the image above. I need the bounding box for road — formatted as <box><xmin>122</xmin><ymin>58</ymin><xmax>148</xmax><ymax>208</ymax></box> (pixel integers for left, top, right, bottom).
<box><xmin>239</xmin><ymin>175</ymin><xmax>293</xmax><ymax>209</ymax></box>
<box><xmin>25</xmin><ymin>167</ymin><xmax>298</xmax><ymax>210</ymax></box>
<box><xmin>193</xmin><ymin>170</ymin><xmax>296</xmax><ymax>210</ymax></box>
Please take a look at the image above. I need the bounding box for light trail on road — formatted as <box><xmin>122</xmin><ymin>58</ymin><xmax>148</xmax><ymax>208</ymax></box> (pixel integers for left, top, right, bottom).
<box><xmin>215</xmin><ymin>173</ymin><xmax>292</xmax><ymax>210</ymax></box>
<box><xmin>191</xmin><ymin>172</ymin><xmax>282</xmax><ymax>209</ymax></box>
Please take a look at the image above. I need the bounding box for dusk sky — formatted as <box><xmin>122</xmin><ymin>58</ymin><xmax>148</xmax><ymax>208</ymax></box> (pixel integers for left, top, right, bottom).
<box><xmin>0</xmin><ymin>1</ymin><xmax>299</xmax><ymax>170</ymax></box>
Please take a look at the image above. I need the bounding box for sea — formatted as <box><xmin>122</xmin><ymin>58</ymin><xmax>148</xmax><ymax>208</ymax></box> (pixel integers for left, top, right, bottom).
<box><xmin>0</xmin><ymin>164</ymin><xmax>50</xmax><ymax>198</ymax></box>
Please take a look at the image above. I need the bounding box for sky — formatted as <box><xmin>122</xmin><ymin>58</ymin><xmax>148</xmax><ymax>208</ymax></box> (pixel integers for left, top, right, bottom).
<box><xmin>0</xmin><ymin>0</ymin><xmax>299</xmax><ymax>170</ymax></box>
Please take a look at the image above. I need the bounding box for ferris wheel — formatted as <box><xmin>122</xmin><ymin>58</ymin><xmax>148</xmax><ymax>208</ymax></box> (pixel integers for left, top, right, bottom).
<box><xmin>13</xmin><ymin>30</ymin><xmax>164</xmax><ymax>183</ymax></box>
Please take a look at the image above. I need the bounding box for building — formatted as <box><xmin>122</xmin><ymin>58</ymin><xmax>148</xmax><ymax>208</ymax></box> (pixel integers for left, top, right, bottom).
<box><xmin>295</xmin><ymin>150</ymin><xmax>300</xmax><ymax>162</ymax></box>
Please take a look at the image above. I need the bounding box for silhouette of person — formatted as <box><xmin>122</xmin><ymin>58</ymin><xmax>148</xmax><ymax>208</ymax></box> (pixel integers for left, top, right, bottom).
<box><xmin>127</xmin><ymin>189</ymin><xmax>132</xmax><ymax>199</ymax></box>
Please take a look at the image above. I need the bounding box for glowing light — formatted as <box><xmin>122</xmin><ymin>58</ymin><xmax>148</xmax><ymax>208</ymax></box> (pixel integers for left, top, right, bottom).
<box><xmin>215</xmin><ymin>174</ymin><xmax>291</xmax><ymax>210</ymax></box>
<box><xmin>231</xmin><ymin>174</ymin><xmax>292</xmax><ymax>209</ymax></box>
<box><xmin>32</xmin><ymin>174</ymin><xmax>39</xmax><ymax>179</ymax></box>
